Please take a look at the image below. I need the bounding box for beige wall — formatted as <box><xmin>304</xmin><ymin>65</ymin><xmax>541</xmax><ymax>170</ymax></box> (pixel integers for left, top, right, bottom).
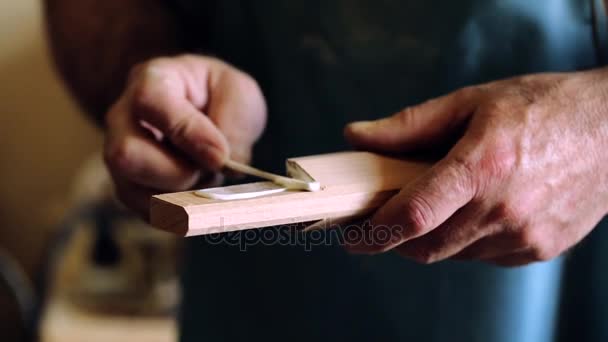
<box><xmin>0</xmin><ymin>0</ymin><xmax>102</xmax><ymax>275</ymax></box>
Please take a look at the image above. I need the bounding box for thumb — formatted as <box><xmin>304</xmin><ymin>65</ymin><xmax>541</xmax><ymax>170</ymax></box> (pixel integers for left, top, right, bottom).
<box><xmin>344</xmin><ymin>87</ymin><xmax>478</xmax><ymax>153</ymax></box>
<box><xmin>347</xmin><ymin>138</ymin><xmax>480</xmax><ymax>254</ymax></box>
<box><xmin>207</xmin><ymin>66</ymin><xmax>267</xmax><ymax>164</ymax></box>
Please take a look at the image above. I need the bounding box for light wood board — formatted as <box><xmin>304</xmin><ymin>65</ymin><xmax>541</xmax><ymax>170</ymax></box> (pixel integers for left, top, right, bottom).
<box><xmin>150</xmin><ymin>152</ymin><xmax>431</xmax><ymax>236</ymax></box>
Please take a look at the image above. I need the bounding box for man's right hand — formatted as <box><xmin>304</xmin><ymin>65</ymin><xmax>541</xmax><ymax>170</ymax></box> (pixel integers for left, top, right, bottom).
<box><xmin>103</xmin><ymin>55</ymin><xmax>267</xmax><ymax>217</ymax></box>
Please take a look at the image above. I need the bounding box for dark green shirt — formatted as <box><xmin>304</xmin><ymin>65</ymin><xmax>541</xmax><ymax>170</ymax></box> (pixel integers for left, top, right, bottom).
<box><xmin>173</xmin><ymin>1</ymin><xmax>608</xmax><ymax>341</ymax></box>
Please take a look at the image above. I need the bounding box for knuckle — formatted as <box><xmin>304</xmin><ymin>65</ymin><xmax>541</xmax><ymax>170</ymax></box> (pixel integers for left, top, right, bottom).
<box><xmin>491</xmin><ymin>199</ymin><xmax>531</xmax><ymax>228</ymax></box>
<box><xmin>130</xmin><ymin>58</ymin><xmax>172</xmax><ymax>82</ymax></box>
<box><xmin>226</xmin><ymin>69</ymin><xmax>263</xmax><ymax>99</ymax></box>
<box><xmin>481</xmin><ymin>98</ymin><xmax>513</xmax><ymax>118</ymax></box>
<box><xmin>131</xmin><ymin>59</ymin><xmax>180</xmax><ymax>101</ymax></box>
<box><xmin>450</xmin><ymin>155</ymin><xmax>476</xmax><ymax>183</ymax></box>
<box><xmin>143</xmin><ymin>57</ymin><xmax>174</xmax><ymax>74</ymax></box>
<box><xmin>234</xmin><ymin>84</ymin><xmax>264</xmax><ymax>109</ymax></box>
<box><xmin>131</xmin><ymin>78</ymin><xmax>170</xmax><ymax>113</ymax></box>
<box><xmin>512</xmin><ymin>75</ymin><xmax>561</xmax><ymax>105</ymax></box>
<box><xmin>394</xmin><ymin>106</ymin><xmax>418</xmax><ymax>127</ymax></box>
<box><xmin>480</xmin><ymin>144</ymin><xmax>516</xmax><ymax>181</ymax></box>
<box><xmin>447</xmin><ymin>155</ymin><xmax>478</xmax><ymax>195</ymax></box>
<box><xmin>239</xmin><ymin>73</ymin><xmax>263</xmax><ymax>94</ymax></box>
<box><xmin>104</xmin><ymin>138</ymin><xmax>135</xmax><ymax>173</ymax></box>
<box><xmin>402</xmin><ymin>195</ymin><xmax>435</xmax><ymax>235</ymax></box>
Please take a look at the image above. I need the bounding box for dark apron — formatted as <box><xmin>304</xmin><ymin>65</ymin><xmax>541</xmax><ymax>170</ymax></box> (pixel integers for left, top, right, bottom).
<box><xmin>171</xmin><ymin>1</ymin><xmax>608</xmax><ymax>341</ymax></box>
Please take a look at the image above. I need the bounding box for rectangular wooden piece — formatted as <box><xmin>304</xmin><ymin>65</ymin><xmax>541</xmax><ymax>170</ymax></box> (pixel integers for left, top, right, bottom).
<box><xmin>150</xmin><ymin>152</ymin><xmax>431</xmax><ymax>236</ymax></box>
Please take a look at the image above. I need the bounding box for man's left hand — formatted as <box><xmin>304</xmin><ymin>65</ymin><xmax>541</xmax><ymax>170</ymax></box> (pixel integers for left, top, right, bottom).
<box><xmin>344</xmin><ymin>69</ymin><xmax>608</xmax><ymax>266</ymax></box>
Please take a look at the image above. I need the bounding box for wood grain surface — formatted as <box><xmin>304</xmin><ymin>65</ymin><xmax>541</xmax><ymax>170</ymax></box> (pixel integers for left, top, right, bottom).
<box><xmin>150</xmin><ymin>152</ymin><xmax>431</xmax><ymax>236</ymax></box>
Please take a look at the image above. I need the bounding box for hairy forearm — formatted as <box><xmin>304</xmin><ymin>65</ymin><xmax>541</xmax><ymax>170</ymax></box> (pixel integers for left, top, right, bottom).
<box><xmin>44</xmin><ymin>0</ymin><xmax>184</xmax><ymax>123</ymax></box>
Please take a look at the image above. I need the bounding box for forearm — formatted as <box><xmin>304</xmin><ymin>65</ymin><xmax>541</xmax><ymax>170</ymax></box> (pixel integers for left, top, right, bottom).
<box><xmin>44</xmin><ymin>0</ymin><xmax>184</xmax><ymax>123</ymax></box>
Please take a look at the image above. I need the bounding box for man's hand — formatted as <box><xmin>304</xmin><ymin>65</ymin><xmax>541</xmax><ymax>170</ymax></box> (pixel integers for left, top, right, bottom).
<box><xmin>344</xmin><ymin>69</ymin><xmax>608</xmax><ymax>266</ymax></box>
<box><xmin>104</xmin><ymin>55</ymin><xmax>267</xmax><ymax>217</ymax></box>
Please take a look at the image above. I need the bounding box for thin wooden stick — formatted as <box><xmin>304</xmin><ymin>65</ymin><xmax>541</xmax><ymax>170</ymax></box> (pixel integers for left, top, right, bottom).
<box><xmin>223</xmin><ymin>159</ymin><xmax>320</xmax><ymax>192</ymax></box>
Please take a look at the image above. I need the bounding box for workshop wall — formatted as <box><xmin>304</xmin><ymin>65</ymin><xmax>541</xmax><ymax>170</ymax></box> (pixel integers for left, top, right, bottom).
<box><xmin>0</xmin><ymin>0</ymin><xmax>102</xmax><ymax>277</ymax></box>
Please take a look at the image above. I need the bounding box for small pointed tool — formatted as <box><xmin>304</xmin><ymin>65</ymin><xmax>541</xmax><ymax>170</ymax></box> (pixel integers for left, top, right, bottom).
<box><xmin>223</xmin><ymin>159</ymin><xmax>320</xmax><ymax>191</ymax></box>
<box><xmin>194</xmin><ymin>159</ymin><xmax>321</xmax><ymax>200</ymax></box>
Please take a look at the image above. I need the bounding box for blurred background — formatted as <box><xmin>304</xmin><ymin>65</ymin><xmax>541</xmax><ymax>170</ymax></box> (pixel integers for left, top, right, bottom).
<box><xmin>0</xmin><ymin>1</ymin><xmax>179</xmax><ymax>341</ymax></box>
<box><xmin>0</xmin><ymin>0</ymin><xmax>100</xmax><ymax>280</ymax></box>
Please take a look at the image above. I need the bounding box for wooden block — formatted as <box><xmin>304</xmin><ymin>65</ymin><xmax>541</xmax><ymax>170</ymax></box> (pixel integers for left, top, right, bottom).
<box><xmin>150</xmin><ymin>152</ymin><xmax>431</xmax><ymax>236</ymax></box>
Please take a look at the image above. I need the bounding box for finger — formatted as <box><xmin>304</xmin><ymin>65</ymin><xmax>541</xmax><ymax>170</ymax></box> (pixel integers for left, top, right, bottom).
<box><xmin>128</xmin><ymin>64</ymin><xmax>230</xmax><ymax>170</ymax></box>
<box><xmin>207</xmin><ymin>67</ymin><xmax>267</xmax><ymax>164</ymax></box>
<box><xmin>344</xmin><ymin>87</ymin><xmax>479</xmax><ymax>153</ymax></box>
<box><xmin>111</xmin><ymin>175</ymin><xmax>157</xmax><ymax>220</ymax></box>
<box><xmin>392</xmin><ymin>204</ymin><xmax>492</xmax><ymax>263</ymax></box>
<box><xmin>105</xmin><ymin>102</ymin><xmax>202</xmax><ymax>191</ymax></box>
<box><xmin>348</xmin><ymin>142</ymin><xmax>479</xmax><ymax>254</ymax></box>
